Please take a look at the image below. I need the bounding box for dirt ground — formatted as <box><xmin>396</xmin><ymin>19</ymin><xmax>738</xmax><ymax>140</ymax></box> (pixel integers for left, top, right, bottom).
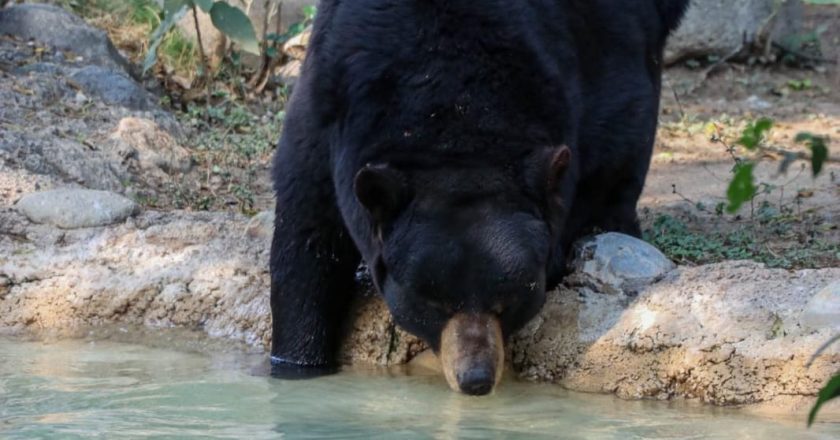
<box><xmin>640</xmin><ymin>4</ymin><xmax>840</xmax><ymax>269</ymax></box>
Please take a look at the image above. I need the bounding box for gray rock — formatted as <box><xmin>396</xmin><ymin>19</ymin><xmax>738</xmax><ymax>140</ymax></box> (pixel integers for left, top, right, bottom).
<box><xmin>15</xmin><ymin>189</ymin><xmax>139</xmax><ymax>229</ymax></box>
<box><xmin>802</xmin><ymin>281</ymin><xmax>840</xmax><ymax>331</ymax></box>
<box><xmin>14</xmin><ymin>62</ymin><xmax>66</xmax><ymax>76</ymax></box>
<box><xmin>0</xmin><ymin>4</ymin><xmax>132</xmax><ymax>75</ymax></box>
<box><xmin>70</xmin><ymin>66</ymin><xmax>154</xmax><ymax>111</ymax></box>
<box><xmin>573</xmin><ymin>233</ymin><xmax>675</xmax><ymax>293</ymax></box>
<box><xmin>512</xmin><ymin>261</ymin><xmax>840</xmax><ymax>407</ymax></box>
<box><xmin>1</xmin><ymin>133</ymin><xmax>128</xmax><ymax>193</ymax></box>
<box><xmin>245</xmin><ymin>210</ymin><xmax>274</xmax><ymax>239</ymax></box>
<box><xmin>665</xmin><ymin>0</ymin><xmax>802</xmax><ymax>64</ymax></box>
<box><xmin>107</xmin><ymin>117</ymin><xmax>192</xmax><ymax>174</ymax></box>
<box><xmin>745</xmin><ymin>95</ymin><xmax>772</xmax><ymax>111</ymax></box>
<box><xmin>0</xmin><ymin>35</ymin><xmax>190</xmax><ymax>208</ymax></box>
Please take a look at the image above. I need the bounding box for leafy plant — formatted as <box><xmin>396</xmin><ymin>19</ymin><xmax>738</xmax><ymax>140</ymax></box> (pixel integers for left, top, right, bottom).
<box><xmin>709</xmin><ymin>119</ymin><xmax>833</xmax><ymax>213</ymax></box>
<box><xmin>787</xmin><ymin>79</ymin><xmax>813</xmax><ymax>91</ymax></box>
<box><xmin>796</xmin><ymin>133</ymin><xmax>830</xmax><ymax>176</ymax></box>
<box><xmin>143</xmin><ymin>0</ymin><xmax>259</xmax><ymax>74</ymax></box>
<box><xmin>643</xmin><ymin>212</ymin><xmax>839</xmax><ymax>269</ymax></box>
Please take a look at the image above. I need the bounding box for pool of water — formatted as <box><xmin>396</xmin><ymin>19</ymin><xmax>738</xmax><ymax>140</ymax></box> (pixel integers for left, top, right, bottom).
<box><xmin>1</xmin><ymin>331</ymin><xmax>838</xmax><ymax>439</ymax></box>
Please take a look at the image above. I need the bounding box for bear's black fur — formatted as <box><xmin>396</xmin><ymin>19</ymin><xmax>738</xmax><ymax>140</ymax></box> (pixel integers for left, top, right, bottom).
<box><xmin>270</xmin><ymin>0</ymin><xmax>689</xmax><ymax>373</ymax></box>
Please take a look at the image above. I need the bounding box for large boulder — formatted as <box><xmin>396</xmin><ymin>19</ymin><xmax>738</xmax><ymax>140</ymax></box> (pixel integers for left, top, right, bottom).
<box><xmin>802</xmin><ymin>281</ymin><xmax>840</xmax><ymax>331</ymax></box>
<box><xmin>666</xmin><ymin>0</ymin><xmax>803</xmax><ymax>64</ymax></box>
<box><xmin>0</xmin><ymin>4</ymin><xmax>133</xmax><ymax>75</ymax></box>
<box><xmin>0</xmin><ymin>33</ymin><xmax>184</xmax><ymax>207</ymax></box>
<box><xmin>512</xmin><ymin>261</ymin><xmax>839</xmax><ymax>408</ymax></box>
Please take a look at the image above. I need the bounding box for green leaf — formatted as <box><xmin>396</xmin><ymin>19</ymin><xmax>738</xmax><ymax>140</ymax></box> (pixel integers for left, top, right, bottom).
<box><xmin>193</xmin><ymin>0</ymin><xmax>214</xmax><ymax>12</ymax></box>
<box><xmin>302</xmin><ymin>5</ymin><xmax>317</xmax><ymax>21</ymax></box>
<box><xmin>810</xmin><ymin>139</ymin><xmax>828</xmax><ymax>177</ymax></box>
<box><xmin>163</xmin><ymin>0</ymin><xmax>189</xmax><ymax>17</ymax></box>
<box><xmin>209</xmin><ymin>2</ymin><xmax>260</xmax><ymax>55</ymax></box>
<box><xmin>144</xmin><ymin>2</ymin><xmax>189</xmax><ymax>74</ymax></box>
<box><xmin>754</xmin><ymin>118</ymin><xmax>773</xmax><ymax>134</ymax></box>
<box><xmin>809</xmin><ymin>374</ymin><xmax>840</xmax><ymax>426</ymax></box>
<box><xmin>796</xmin><ymin>132</ymin><xmax>830</xmax><ymax>177</ymax></box>
<box><xmin>287</xmin><ymin>22</ymin><xmax>305</xmax><ymax>38</ymax></box>
<box><xmin>265</xmin><ymin>32</ymin><xmax>281</xmax><ymax>41</ymax></box>
<box><xmin>726</xmin><ymin>162</ymin><xmax>756</xmax><ymax>213</ymax></box>
<box><xmin>737</xmin><ymin>118</ymin><xmax>773</xmax><ymax>150</ymax></box>
<box><xmin>795</xmin><ymin>132</ymin><xmax>815</xmax><ymax>143</ymax></box>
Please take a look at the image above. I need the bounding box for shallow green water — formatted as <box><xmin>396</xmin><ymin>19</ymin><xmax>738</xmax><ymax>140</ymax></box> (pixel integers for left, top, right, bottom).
<box><xmin>0</xmin><ymin>333</ymin><xmax>838</xmax><ymax>439</ymax></box>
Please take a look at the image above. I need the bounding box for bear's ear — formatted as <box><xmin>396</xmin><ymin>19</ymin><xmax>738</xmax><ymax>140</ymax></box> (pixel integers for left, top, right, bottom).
<box><xmin>523</xmin><ymin>145</ymin><xmax>572</xmax><ymax>199</ymax></box>
<box><xmin>354</xmin><ymin>164</ymin><xmax>408</xmax><ymax>224</ymax></box>
<box><xmin>547</xmin><ymin>145</ymin><xmax>571</xmax><ymax>191</ymax></box>
<box><xmin>522</xmin><ymin>145</ymin><xmax>571</xmax><ymax>233</ymax></box>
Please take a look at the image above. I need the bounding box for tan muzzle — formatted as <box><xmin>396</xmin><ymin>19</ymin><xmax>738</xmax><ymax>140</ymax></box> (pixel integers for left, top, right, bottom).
<box><xmin>438</xmin><ymin>313</ymin><xmax>504</xmax><ymax>395</ymax></box>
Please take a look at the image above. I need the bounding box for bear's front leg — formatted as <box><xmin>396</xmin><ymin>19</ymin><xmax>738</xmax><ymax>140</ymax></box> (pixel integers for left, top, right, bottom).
<box><xmin>269</xmin><ymin>144</ymin><xmax>360</xmax><ymax>379</ymax></box>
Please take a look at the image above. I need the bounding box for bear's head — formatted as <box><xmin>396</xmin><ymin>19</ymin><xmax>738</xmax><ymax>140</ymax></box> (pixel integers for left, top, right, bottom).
<box><xmin>354</xmin><ymin>145</ymin><xmax>571</xmax><ymax>395</ymax></box>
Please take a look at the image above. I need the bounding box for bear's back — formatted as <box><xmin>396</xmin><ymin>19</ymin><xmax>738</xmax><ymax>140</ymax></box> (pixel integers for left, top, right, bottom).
<box><xmin>305</xmin><ymin>0</ymin><xmax>673</xmax><ymax>168</ymax></box>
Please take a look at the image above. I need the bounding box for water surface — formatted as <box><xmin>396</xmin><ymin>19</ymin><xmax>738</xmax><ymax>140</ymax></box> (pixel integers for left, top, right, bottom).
<box><xmin>0</xmin><ymin>331</ymin><xmax>837</xmax><ymax>439</ymax></box>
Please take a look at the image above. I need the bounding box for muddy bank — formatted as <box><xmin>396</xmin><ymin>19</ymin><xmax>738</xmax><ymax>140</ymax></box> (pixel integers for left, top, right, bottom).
<box><xmin>1</xmin><ymin>207</ymin><xmax>837</xmax><ymax>416</ymax></box>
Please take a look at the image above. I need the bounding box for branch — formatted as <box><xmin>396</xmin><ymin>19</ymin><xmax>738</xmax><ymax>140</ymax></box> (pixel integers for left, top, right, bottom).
<box><xmin>191</xmin><ymin>4</ymin><xmax>212</xmax><ymax>120</ymax></box>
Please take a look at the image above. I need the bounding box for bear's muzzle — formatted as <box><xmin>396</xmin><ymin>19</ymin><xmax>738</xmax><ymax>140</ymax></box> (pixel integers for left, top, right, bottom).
<box><xmin>439</xmin><ymin>313</ymin><xmax>504</xmax><ymax>395</ymax></box>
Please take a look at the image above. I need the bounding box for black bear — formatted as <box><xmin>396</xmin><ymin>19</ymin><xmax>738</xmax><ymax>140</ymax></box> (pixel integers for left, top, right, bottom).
<box><xmin>270</xmin><ymin>0</ymin><xmax>689</xmax><ymax>395</ymax></box>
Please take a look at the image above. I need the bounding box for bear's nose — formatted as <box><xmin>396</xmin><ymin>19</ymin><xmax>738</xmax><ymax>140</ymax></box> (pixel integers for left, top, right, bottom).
<box><xmin>457</xmin><ymin>367</ymin><xmax>494</xmax><ymax>396</ymax></box>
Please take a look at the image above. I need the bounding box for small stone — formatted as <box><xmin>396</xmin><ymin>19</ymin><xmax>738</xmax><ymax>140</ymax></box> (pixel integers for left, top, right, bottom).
<box><xmin>802</xmin><ymin>281</ymin><xmax>840</xmax><ymax>331</ymax></box>
<box><xmin>74</xmin><ymin>91</ymin><xmax>89</xmax><ymax>104</ymax></box>
<box><xmin>573</xmin><ymin>232</ymin><xmax>675</xmax><ymax>293</ymax></box>
<box><xmin>745</xmin><ymin>95</ymin><xmax>771</xmax><ymax>111</ymax></box>
<box><xmin>15</xmin><ymin>189</ymin><xmax>139</xmax><ymax>229</ymax></box>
